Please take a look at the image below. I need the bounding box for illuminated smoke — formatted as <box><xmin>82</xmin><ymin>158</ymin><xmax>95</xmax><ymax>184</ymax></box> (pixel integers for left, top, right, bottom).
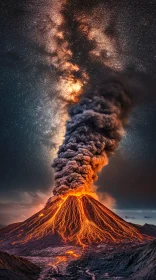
<box><xmin>51</xmin><ymin>1</ymin><xmax>133</xmax><ymax>196</ymax></box>
<box><xmin>33</xmin><ymin>1</ymin><xmax>134</xmax><ymax>195</ymax></box>
<box><xmin>53</xmin><ymin>80</ymin><xmax>132</xmax><ymax>195</ymax></box>
<box><xmin>31</xmin><ymin>0</ymin><xmax>128</xmax><ymax>161</ymax></box>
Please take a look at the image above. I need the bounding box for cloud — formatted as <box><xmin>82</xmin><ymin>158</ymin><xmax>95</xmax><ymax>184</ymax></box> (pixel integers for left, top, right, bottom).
<box><xmin>97</xmin><ymin>192</ymin><xmax>116</xmax><ymax>210</ymax></box>
<box><xmin>0</xmin><ymin>190</ymin><xmax>51</xmax><ymax>225</ymax></box>
<box><xmin>125</xmin><ymin>216</ymin><xmax>136</xmax><ymax>220</ymax></box>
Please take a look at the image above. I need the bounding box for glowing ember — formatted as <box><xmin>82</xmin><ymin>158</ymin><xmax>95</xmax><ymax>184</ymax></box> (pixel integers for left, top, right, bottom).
<box><xmin>39</xmin><ymin>213</ymin><xmax>44</xmax><ymax>217</ymax></box>
<box><xmin>47</xmin><ymin>249</ymin><xmax>80</xmax><ymax>266</ymax></box>
<box><xmin>65</xmin><ymin>250</ymin><xmax>80</xmax><ymax>258</ymax></box>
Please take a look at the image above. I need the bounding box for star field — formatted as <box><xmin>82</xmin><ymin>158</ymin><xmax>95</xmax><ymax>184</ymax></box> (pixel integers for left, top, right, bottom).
<box><xmin>0</xmin><ymin>0</ymin><xmax>156</xmax><ymax>224</ymax></box>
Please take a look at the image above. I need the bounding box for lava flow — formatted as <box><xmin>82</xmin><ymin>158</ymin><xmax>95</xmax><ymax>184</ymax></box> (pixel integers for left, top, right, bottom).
<box><xmin>0</xmin><ymin>192</ymin><xmax>146</xmax><ymax>248</ymax></box>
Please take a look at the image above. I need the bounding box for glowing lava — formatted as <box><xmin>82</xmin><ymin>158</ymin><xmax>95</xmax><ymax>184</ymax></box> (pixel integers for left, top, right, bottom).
<box><xmin>0</xmin><ymin>192</ymin><xmax>147</xmax><ymax>248</ymax></box>
<box><xmin>47</xmin><ymin>249</ymin><xmax>81</xmax><ymax>267</ymax></box>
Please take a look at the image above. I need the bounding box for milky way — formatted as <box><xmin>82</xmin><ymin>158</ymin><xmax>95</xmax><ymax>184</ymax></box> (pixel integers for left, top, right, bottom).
<box><xmin>0</xmin><ymin>0</ymin><xmax>156</xmax><ymax>225</ymax></box>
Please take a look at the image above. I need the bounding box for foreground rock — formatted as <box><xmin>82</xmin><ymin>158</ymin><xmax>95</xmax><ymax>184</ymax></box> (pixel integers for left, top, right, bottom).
<box><xmin>0</xmin><ymin>240</ymin><xmax>156</xmax><ymax>279</ymax></box>
<box><xmin>65</xmin><ymin>240</ymin><xmax>156</xmax><ymax>280</ymax></box>
<box><xmin>15</xmin><ymin>240</ymin><xmax>156</xmax><ymax>280</ymax></box>
<box><xmin>0</xmin><ymin>250</ymin><xmax>40</xmax><ymax>280</ymax></box>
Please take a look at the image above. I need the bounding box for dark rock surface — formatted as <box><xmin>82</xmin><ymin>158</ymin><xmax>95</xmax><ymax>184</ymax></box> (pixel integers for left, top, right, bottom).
<box><xmin>0</xmin><ymin>222</ymin><xmax>156</xmax><ymax>279</ymax></box>
<box><xmin>0</xmin><ymin>250</ymin><xmax>40</xmax><ymax>280</ymax></box>
<box><xmin>65</xmin><ymin>240</ymin><xmax>156</xmax><ymax>280</ymax></box>
<box><xmin>0</xmin><ymin>239</ymin><xmax>156</xmax><ymax>279</ymax></box>
<box><xmin>132</xmin><ymin>223</ymin><xmax>156</xmax><ymax>238</ymax></box>
<box><xmin>21</xmin><ymin>240</ymin><xmax>156</xmax><ymax>280</ymax></box>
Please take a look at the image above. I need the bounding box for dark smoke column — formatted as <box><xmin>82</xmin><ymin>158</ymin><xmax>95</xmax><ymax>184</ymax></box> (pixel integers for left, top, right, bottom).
<box><xmin>52</xmin><ymin>81</ymin><xmax>132</xmax><ymax>196</ymax></box>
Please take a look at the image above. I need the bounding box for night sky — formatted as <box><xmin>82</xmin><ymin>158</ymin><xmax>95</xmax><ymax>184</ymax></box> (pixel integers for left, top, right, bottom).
<box><xmin>0</xmin><ymin>0</ymin><xmax>156</xmax><ymax>225</ymax></box>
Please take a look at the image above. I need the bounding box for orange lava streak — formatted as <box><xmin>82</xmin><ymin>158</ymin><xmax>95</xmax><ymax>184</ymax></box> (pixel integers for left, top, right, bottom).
<box><xmin>65</xmin><ymin>250</ymin><xmax>80</xmax><ymax>258</ymax></box>
<box><xmin>51</xmin><ymin>194</ymin><xmax>143</xmax><ymax>246</ymax></box>
<box><xmin>47</xmin><ymin>249</ymin><xmax>81</xmax><ymax>266</ymax></box>
<box><xmin>1</xmin><ymin>192</ymin><xmax>147</xmax><ymax>248</ymax></box>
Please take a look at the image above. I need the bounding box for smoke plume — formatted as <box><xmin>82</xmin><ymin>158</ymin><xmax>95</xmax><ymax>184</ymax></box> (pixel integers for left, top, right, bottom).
<box><xmin>48</xmin><ymin>1</ymin><xmax>140</xmax><ymax>196</ymax></box>
<box><xmin>53</xmin><ymin>80</ymin><xmax>132</xmax><ymax>195</ymax></box>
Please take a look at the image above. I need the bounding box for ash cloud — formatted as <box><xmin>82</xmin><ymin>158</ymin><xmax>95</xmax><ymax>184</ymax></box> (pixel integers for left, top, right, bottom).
<box><xmin>1</xmin><ymin>0</ymin><xmax>156</xmax><ymax>211</ymax></box>
<box><xmin>52</xmin><ymin>1</ymin><xmax>135</xmax><ymax>195</ymax></box>
<box><xmin>53</xmin><ymin>80</ymin><xmax>132</xmax><ymax>195</ymax></box>
<box><xmin>51</xmin><ymin>0</ymin><xmax>156</xmax><ymax>197</ymax></box>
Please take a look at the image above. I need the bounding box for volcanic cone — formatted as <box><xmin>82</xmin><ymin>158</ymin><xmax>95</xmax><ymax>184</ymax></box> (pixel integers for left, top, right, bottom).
<box><xmin>0</xmin><ymin>194</ymin><xmax>146</xmax><ymax>248</ymax></box>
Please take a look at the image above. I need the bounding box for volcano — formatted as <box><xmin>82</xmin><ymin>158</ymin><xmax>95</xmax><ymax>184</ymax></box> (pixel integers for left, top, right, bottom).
<box><xmin>0</xmin><ymin>194</ymin><xmax>147</xmax><ymax>249</ymax></box>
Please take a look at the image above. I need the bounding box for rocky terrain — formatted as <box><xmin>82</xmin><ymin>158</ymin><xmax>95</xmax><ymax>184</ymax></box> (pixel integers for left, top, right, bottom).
<box><xmin>0</xmin><ymin>208</ymin><xmax>155</xmax><ymax>280</ymax></box>
<box><xmin>0</xmin><ymin>250</ymin><xmax>40</xmax><ymax>280</ymax></box>
<box><xmin>31</xmin><ymin>240</ymin><xmax>156</xmax><ymax>280</ymax></box>
<box><xmin>65</xmin><ymin>240</ymin><xmax>156</xmax><ymax>280</ymax></box>
<box><xmin>132</xmin><ymin>223</ymin><xmax>156</xmax><ymax>238</ymax></box>
<box><xmin>0</xmin><ymin>239</ymin><xmax>156</xmax><ymax>279</ymax></box>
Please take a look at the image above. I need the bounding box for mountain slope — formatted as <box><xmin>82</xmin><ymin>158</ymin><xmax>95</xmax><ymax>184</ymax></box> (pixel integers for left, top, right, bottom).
<box><xmin>0</xmin><ymin>194</ymin><xmax>148</xmax><ymax>249</ymax></box>
<box><xmin>132</xmin><ymin>223</ymin><xmax>156</xmax><ymax>238</ymax></box>
<box><xmin>0</xmin><ymin>250</ymin><xmax>40</xmax><ymax>280</ymax></box>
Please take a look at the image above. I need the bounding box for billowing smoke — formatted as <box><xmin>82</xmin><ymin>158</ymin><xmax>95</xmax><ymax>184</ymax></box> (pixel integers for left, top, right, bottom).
<box><xmin>52</xmin><ymin>79</ymin><xmax>132</xmax><ymax>195</ymax></box>
<box><xmin>47</xmin><ymin>0</ymin><xmax>145</xmax><ymax>196</ymax></box>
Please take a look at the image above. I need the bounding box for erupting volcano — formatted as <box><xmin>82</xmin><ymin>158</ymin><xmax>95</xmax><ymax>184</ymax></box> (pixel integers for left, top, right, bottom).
<box><xmin>0</xmin><ymin>192</ymin><xmax>145</xmax><ymax>249</ymax></box>
<box><xmin>0</xmin><ymin>80</ymin><xmax>149</xmax><ymax>249</ymax></box>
